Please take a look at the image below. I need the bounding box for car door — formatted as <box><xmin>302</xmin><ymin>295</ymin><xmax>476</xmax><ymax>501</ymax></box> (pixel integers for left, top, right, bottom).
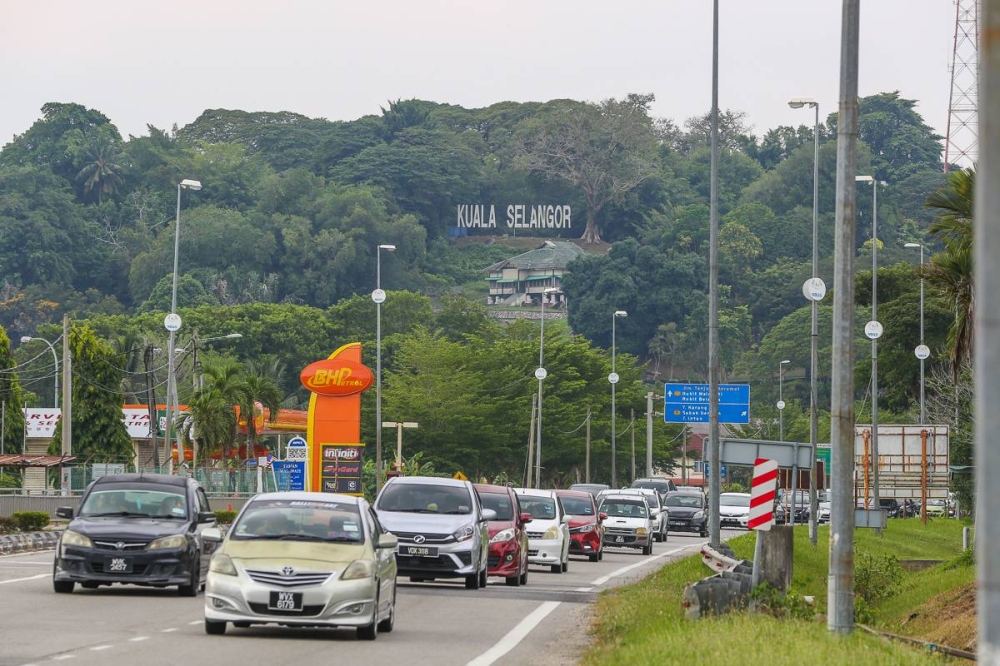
<box><xmin>193</xmin><ymin>486</ymin><xmax>216</xmax><ymax>581</ymax></box>
<box><xmin>556</xmin><ymin>497</ymin><xmax>570</xmax><ymax>561</ymax></box>
<box><xmin>367</xmin><ymin>507</ymin><xmax>395</xmax><ymax>614</ymax></box>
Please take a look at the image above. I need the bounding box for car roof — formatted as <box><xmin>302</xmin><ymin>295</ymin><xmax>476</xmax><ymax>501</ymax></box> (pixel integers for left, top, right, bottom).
<box><xmin>248</xmin><ymin>491</ymin><xmax>362</xmax><ymax>505</ymax></box>
<box><xmin>555</xmin><ymin>489</ymin><xmax>594</xmax><ymax>500</ymax></box>
<box><xmin>632</xmin><ymin>478</ymin><xmax>671</xmax><ymax>484</ymax></box>
<box><xmin>473</xmin><ymin>483</ymin><xmax>514</xmax><ymax>494</ymax></box>
<box><xmin>384</xmin><ymin>476</ymin><xmax>470</xmax><ymax>489</ymax></box>
<box><xmin>93</xmin><ymin>473</ymin><xmax>191</xmax><ymax>488</ymax></box>
<box><xmin>599</xmin><ymin>493</ymin><xmax>649</xmax><ymax>504</ymax></box>
<box><xmin>721</xmin><ymin>492</ymin><xmax>751</xmax><ymax>498</ymax></box>
<box><xmin>513</xmin><ymin>488</ymin><xmax>557</xmax><ymax>499</ymax></box>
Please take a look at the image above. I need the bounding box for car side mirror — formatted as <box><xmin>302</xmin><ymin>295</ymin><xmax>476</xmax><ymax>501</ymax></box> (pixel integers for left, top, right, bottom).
<box><xmin>56</xmin><ymin>506</ymin><xmax>73</xmax><ymax>519</ymax></box>
<box><xmin>482</xmin><ymin>508</ymin><xmax>497</xmax><ymax>521</ymax></box>
<box><xmin>599</xmin><ymin>512</ymin><xmax>608</xmax><ymax>522</ymax></box>
<box><xmin>201</xmin><ymin>527</ymin><xmax>223</xmax><ymax>543</ymax></box>
<box><xmin>198</xmin><ymin>511</ymin><xmax>217</xmax><ymax>524</ymax></box>
<box><xmin>519</xmin><ymin>512</ymin><xmax>533</xmax><ymax>525</ymax></box>
<box><xmin>378</xmin><ymin>533</ymin><xmax>399</xmax><ymax>549</ymax></box>
<box><xmin>560</xmin><ymin>513</ymin><xmax>570</xmax><ymax>523</ymax></box>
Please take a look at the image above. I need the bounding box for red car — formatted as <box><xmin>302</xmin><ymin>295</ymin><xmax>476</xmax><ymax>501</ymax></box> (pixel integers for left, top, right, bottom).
<box><xmin>474</xmin><ymin>484</ymin><xmax>531</xmax><ymax>586</ymax></box>
<box><xmin>556</xmin><ymin>489</ymin><xmax>605</xmax><ymax>562</ymax></box>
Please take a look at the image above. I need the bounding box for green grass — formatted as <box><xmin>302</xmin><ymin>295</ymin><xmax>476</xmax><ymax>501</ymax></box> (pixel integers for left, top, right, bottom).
<box><xmin>583</xmin><ymin>519</ymin><xmax>973</xmax><ymax>665</ymax></box>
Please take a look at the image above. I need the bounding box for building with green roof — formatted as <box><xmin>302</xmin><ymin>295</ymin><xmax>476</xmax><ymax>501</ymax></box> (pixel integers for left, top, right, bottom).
<box><xmin>485</xmin><ymin>240</ymin><xmax>584</xmax><ymax>307</ymax></box>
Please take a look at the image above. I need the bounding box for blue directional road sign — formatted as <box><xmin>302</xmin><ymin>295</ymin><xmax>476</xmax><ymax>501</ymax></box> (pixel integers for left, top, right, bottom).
<box><xmin>664</xmin><ymin>383</ymin><xmax>750</xmax><ymax>424</ymax></box>
<box><xmin>272</xmin><ymin>460</ymin><xmax>305</xmax><ymax>491</ymax></box>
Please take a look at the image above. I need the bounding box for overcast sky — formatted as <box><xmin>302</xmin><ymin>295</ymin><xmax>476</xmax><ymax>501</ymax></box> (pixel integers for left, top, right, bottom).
<box><xmin>1</xmin><ymin>1</ymin><xmax>956</xmax><ymax>149</ymax></box>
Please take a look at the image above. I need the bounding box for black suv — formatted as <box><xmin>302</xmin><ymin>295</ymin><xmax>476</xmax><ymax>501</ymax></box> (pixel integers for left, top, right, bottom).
<box><xmin>53</xmin><ymin>473</ymin><xmax>217</xmax><ymax>595</ymax></box>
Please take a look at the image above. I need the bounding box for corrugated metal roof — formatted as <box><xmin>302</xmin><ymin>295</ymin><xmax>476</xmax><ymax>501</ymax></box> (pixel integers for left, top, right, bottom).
<box><xmin>0</xmin><ymin>454</ymin><xmax>77</xmax><ymax>467</ymax></box>
<box><xmin>485</xmin><ymin>241</ymin><xmax>585</xmax><ymax>272</ymax></box>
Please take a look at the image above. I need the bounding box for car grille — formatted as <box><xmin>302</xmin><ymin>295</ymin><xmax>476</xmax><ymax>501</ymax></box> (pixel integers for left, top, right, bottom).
<box><xmin>248</xmin><ymin>603</ymin><xmax>325</xmax><ymax>617</ymax></box>
<box><xmin>526</xmin><ymin>531</ymin><xmax>546</xmax><ymax>539</ymax></box>
<box><xmin>487</xmin><ymin>555</ymin><xmax>501</xmax><ymax>568</ymax></box>
<box><xmin>93</xmin><ymin>540</ymin><xmax>149</xmax><ymax>551</ymax></box>
<box><xmin>245</xmin><ymin>569</ymin><xmax>332</xmax><ymax>588</ymax></box>
<box><xmin>604</xmin><ymin>527</ymin><xmax>636</xmax><ymax>536</ymax></box>
<box><xmin>91</xmin><ymin>561</ymin><xmax>149</xmax><ymax>575</ymax></box>
<box><xmin>390</xmin><ymin>531</ymin><xmax>454</xmax><ymax>544</ymax></box>
<box><xmin>396</xmin><ymin>551</ymin><xmax>472</xmax><ymax>571</ymax></box>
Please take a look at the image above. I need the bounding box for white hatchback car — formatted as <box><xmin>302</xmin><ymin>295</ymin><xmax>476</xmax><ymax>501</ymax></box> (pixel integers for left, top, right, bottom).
<box><xmin>719</xmin><ymin>492</ymin><xmax>752</xmax><ymax>529</ymax></box>
<box><xmin>608</xmin><ymin>488</ymin><xmax>667</xmax><ymax>542</ymax></box>
<box><xmin>513</xmin><ymin>489</ymin><xmax>571</xmax><ymax>574</ymax></box>
<box><xmin>598</xmin><ymin>493</ymin><xmax>655</xmax><ymax>555</ymax></box>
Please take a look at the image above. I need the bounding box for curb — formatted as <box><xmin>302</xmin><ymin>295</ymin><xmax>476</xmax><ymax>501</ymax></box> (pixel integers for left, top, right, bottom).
<box><xmin>0</xmin><ymin>531</ymin><xmax>60</xmax><ymax>555</ymax></box>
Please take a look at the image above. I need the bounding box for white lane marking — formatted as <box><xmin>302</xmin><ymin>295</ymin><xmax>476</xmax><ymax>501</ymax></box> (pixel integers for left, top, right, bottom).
<box><xmin>0</xmin><ymin>561</ymin><xmax>52</xmax><ymax>566</ymax></box>
<box><xmin>129</xmin><ymin>637</ymin><xmax>149</xmax><ymax>642</ymax></box>
<box><xmin>161</xmin><ymin>628</ymin><xmax>178</xmax><ymax>633</ymax></box>
<box><xmin>466</xmin><ymin>601</ymin><xmax>561</xmax><ymax>666</ymax></box>
<box><xmin>589</xmin><ymin>547</ymin><xmax>685</xmax><ymax>586</ymax></box>
<box><xmin>0</xmin><ymin>574</ymin><xmax>48</xmax><ymax>585</ymax></box>
<box><xmin>0</xmin><ymin>550</ymin><xmax>53</xmax><ymax>559</ymax></box>
<box><xmin>51</xmin><ymin>656</ymin><xmax>76</xmax><ymax>661</ymax></box>
<box><xmin>89</xmin><ymin>646</ymin><xmax>113</xmax><ymax>652</ymax></box>
<box><xmin>188</xmin><ymin>620</ymin><xmax>202</xmax><ymax>626</ymax></box>
<box><xmin>574</xmin><ymin>586</ymin><xmax>594</xmax><ymax>592</ymax></box>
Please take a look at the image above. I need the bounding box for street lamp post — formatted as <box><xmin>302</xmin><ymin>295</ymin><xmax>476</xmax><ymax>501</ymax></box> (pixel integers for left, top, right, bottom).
<box><xmin>373</xmin><ymin>243</ymin><xmax>396</xmax><ymax>497</ymax></box>
<box><xmin>789</xmin><ymin>96</ymin><xmax>821</xmax><ymax>543</ymax></box>
<box><xmin>778</xmin><ymin>359</ymin><xmax>791</xmax><ymax>441</ymax></box>
<box><xmin>20</xmin><ymin>336</ymin><xmax>59</xmax><ymax>408</ymax></box>
<box><xmin>535</xmin><ymin>287</ymin><xmax>560</xmax><ymax>489</ymax></box>
<box><xmin>610</xmin><ymin>310</ymin><xmax>627</xmax><ymax>488</ymax></box>
<box><xmin>165</xmin><ymin>178</ymin><xmax>201</xmax><ymax>474</ymax></box>
<box><xmin>382</xmin><ymin>421</ymin><xmax>418</xmax><ymax>472</ymax></box>
<box><xmin>187</xmin><ymin>333</ymin><xmax>242</xmax><ymax>466</ymax></box>
<box><xmin>904</xmin><ymin>242</ymin><xmax>928</xmax><ymax>425</ymax></box>
<box><xmin>857</xmin><ymin>175</ymin><xmax>882</xmax><ymax>507</ymax></box>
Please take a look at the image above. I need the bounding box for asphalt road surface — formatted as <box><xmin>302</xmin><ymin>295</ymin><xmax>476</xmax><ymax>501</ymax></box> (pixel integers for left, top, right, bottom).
<box><xmin>0</xmin><ymin>529</ymin><xmax>742</xmax><ymax>666</ymax></box>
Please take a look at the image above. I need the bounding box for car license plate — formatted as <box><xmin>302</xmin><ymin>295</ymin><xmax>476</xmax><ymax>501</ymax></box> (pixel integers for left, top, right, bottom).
<box><xmin>399</xmin><ymin>545</ymin><xmax>439</xmax><ymax>557</ymax></box>
<box><xmin>104</xmin><ymin>556</ymin><xmax>132</xmax><ymax>573</ymax></box>
<box><xmin>268</xmin><ymin>591</ymin><xmax>303</xmax><ymax>611</ymax></box>
<box><xmin>615</xmin><ymin>536</ymin><xmax>625</xmax><ymax>543</ymax></box>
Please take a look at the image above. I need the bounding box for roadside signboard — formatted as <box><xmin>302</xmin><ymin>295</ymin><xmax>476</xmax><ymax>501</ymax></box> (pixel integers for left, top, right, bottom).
<box><xmin>664</xmin><ymin>383</ymin><xmax>750</xmax><ymax>424</ymax></box>
<box><xmin>320</xmin><ymin>444</ymin><xmax>364</xmax><ymax>495</ymax></box>
<box><xmin>272</xmin><ymin>460</ymin><xmax>305</xmax><ymax>491</ymax></box>
<box><xmin>749</xmin><ymin>458</ymin><xmax>778</xmax><ymax>531</ymax></box>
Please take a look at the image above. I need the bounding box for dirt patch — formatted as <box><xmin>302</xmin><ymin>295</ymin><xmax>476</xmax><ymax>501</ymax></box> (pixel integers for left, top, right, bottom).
<box><xmin>897</xmin><ymin>581</ymin><xmax>977</xmax><ymax>652</ymax></box>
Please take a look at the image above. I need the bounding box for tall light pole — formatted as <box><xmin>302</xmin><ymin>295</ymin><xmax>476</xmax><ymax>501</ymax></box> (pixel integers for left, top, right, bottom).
<box><xmin>373</xmin><ymin>243</ymin><xmax>396</xmax><ymax>496</ymax></box>
<box><xmin>535</xmin><ymin>287</ymin><xmax>560</xmax><ymax>488</ymax></box>
<box><xmin>382</xmin><ymin>421</ymin><xmax>418</xmax><ymax>471</ymax></box>
<box><xmin>789</xmin><ymin>96</ymin><xmax>821</xmax><ymax>545</ymax></box>
<box><xmin>20</xmin><ymin>336</ymin><xmax>59</xmax><ymax>408</ymax></box>
<box><xmin>778</xmin><ymin>359</ymin><xmax>791</xmax><ymax>441</ymax></box>
<box><xmin>857</xmin><ymin>174</ymin><xmax>882</xmax><ymax>507</ymax></box>
<box><xmin>165</xmin><ymin>178</ymin><xmax>202</xmax><ymax>474</ymax></box>
<box><xmin>904</xmin><ymin>242</ymin><xmax>929</xmax><ymax>425</ymax></box>
<box><xmin>610</xmin><ymin>310</ymin><xmax>627</xmax><ymax>488</ymax></box>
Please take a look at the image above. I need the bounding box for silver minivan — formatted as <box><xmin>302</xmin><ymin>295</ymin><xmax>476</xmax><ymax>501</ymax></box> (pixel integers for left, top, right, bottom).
<box><xmin>374</xmin><ymin>477</ymin><xmax>495</xmax><ymax>590</ymax></box>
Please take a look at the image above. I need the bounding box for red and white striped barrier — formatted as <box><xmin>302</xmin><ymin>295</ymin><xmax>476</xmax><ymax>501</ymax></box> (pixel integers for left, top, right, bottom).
<box><xmin>749</xmin><ymin>457</ymin><xmax>778</xmax><ymax>531</ymax></box>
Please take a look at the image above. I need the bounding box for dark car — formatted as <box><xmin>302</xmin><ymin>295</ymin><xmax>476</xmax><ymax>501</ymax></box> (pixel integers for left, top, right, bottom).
<box><xmin>555</xmin><ymin>489</ymin><xmax>605</xmax><ymax>562</ymax></box>
<box><xmin>879</xmin><ymin>498</ymin><xmax>902</xmax><ymax>518</ymax></box>
<box><xmin>53</xmin><ymin>473</ymin><xmax>217</xmax><ymax>595</ymax></box>
<box><xmin>474</xmin><ymin>483</ymin><xmax>531</xmax><ymax>586</ymax></box>
<box><xmin>662</xmin><ymin>491</ymin><xmax>708</xmax><ymax>537</ymax></box>
<box><xmin>630</xmin><ymin>477</ymin><xmax>677</xmax><ymax>502</ymax></box>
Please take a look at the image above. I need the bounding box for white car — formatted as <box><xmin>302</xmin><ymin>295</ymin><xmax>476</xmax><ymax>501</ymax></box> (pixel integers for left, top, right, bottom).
<box><xmin>817</xmin><ymin>491</ymin><xmax>831</xmax><ymax>523</ymax></box>
<box><xmin>513</xmin><ymin>489</ymin><xmax>571</xmax><ymax>574</ymax></box>
<box><xmin>598</xmin><ymin>493</ymin><xmax>655</xmax><ymax>555</ymax></box>
<box><xmin>609</xmin><ymin>488</ymin><xmax>667</xmax><ymax>542</ymax></box>
<box><xmin>719</xmin><ymin>492</ymin><xmax>751</xmax><ymax>529</ymax></box>
<box><xmin>203</xmin><ymin>491</ymin><xmax>398</xmax><ymax>639</ymax></box>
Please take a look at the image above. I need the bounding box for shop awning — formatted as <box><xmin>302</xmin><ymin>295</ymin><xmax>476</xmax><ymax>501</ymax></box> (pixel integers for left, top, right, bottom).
<box><xmin>0</xmin><ymin>454</ymin><xmax>77</xmax><ymax>467</ymax></box>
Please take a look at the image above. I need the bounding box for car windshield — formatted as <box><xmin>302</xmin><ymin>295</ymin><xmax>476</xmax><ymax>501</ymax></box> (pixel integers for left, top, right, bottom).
<box><xmin>79</xmin><ymin>486</ymin><xmax>187</xmax><ymax>518</ymax></box>
<box><xmin>632</xmin><ymin>482</ymin><xmax>668</xmax><ymax>493</ymax></box>
<box><xmin>600</xmin><ymin>500</ymin><xmax>647</xmax><ymax>518</ymax></box>
<box><xmin>928</xmin><ymin>499</ymin><xmax>947</xmax><ymax>506</ymax></box>
<box><xmin>377</xmin><ymin>483</ymin><xmax>473</xmax><ymax>515</ymax></box>
<box><xmin>720</xmin><ymin>495</ymin><xmax>750</xmax><ymax>507</ymax></box>
<box><xmin>664</xmin><ymin>494</ymin><xmax>704</xmax><ymax>508</ymax></box>
<box><xmin>560</xmin><ymin>496</ymin><xmax>594</xmax><ymax>516</ymax></box>
<box><xmin>478</xmin><ymin>493</ymin><xmax>515</xmax><ymax>521</ymax></box>
<box><xmin>518</xmin><ymin>496</ymin><xmax>557</xmax><ymax>520</ymax></box>
<box><xmin>231</xmin><ymin>499</ymin><xmax>364</xmax><ymax>543</ymax></box>
<box><xmin>569</xmin><ymin>484</ymin><xmax>608</xmax><ymax>496</ymax></box>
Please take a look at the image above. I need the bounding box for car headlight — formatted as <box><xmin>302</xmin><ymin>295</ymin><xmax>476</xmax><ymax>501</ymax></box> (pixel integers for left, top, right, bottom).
<box><xmin>342</xmin><ymin>559</ymin><xmax>374</xmax><ymax>580</ymax></box>
<box><xmin>147</xmin><ymin>534</ymin><xmax>188</xmax><ymax>551</ymax></box>
<box><xmin>577</xmin><ymin>524</ymin><xmax>595</xmax><ymax>533</ymax></box>
<box><xmin>452</xmin><ymin>525</ymin><xmax>476</xmax><ymax>542</ymax></box>
<box><xmin>61</xmin><ymin>530</ymin><xmax>93</xmax><ymax>549</ymax></box>
<box><xmin>542</xmin><ymin>526</ymin><xmax>560</xmax><ymax>540</ymax></box>
<box><xmin>692</xmin><ymin>511</ymin><xmax>705</xmax><ymax>520</ymax></box>
<box><xmin>635</xmin><ymin>527</ymin><xmax>648</xmax><ymax>535</ymax></box>
<box><xmin>490</xmin><ymin>528</ymin><xmax>515</xmax><ymax>544</ymax></box>
<box><xmin>209</xmin><ymin>553</ymin><xmax>237</xmax><ymax>576</ymax></box>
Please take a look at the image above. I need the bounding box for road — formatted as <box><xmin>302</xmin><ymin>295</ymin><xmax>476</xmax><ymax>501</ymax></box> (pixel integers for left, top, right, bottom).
<box><xmin>0</xmin><ymin>530</ymin><xmax>741</xmax><ymax>666</ymax></box>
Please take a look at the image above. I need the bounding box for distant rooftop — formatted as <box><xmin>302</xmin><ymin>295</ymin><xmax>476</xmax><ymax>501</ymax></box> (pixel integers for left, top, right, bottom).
<box><xmin>486</xmin><ymin>240</ymin><xmax>586</xmax><ymax>272</ymax></box>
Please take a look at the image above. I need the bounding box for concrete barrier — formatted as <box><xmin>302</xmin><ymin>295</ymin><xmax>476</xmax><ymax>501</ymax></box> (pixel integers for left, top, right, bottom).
<box><xmin>0</xmin><ymin>530</ymin><xmax>59</xmax><ymax>555</ymax></box>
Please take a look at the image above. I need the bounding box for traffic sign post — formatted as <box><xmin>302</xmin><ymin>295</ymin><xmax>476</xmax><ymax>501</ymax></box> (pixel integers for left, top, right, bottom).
<box><xmin>664</xmin><ymin>383</ymin><xmax>750</xmax><ymax>424</ymax></box>
<box><xmin>750</xmin><ymin>458</ymin><xmax>779</xmax><ymax>592</ymax></box>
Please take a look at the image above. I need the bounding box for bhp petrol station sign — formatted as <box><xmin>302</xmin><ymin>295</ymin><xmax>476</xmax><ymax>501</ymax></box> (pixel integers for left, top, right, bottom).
<box><xmin>301</xmin><ymin>344</ymin><xmax>373</xmax><ymax>496</ymax></box>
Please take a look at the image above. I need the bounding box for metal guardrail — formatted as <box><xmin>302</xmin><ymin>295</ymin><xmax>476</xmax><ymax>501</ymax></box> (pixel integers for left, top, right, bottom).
<box><xmin>0</xmin><ymin>493</ymin><xmax>253</xmax><ymax>518</ymax></box>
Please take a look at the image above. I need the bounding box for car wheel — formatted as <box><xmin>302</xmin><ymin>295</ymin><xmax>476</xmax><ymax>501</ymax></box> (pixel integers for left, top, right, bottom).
<box><xmin>479</xmin><ymin>566</ymin><xmax>488</xmax><ymax>588</ymax></box>
<box><xmin>53</xmin><ymin>578</ymin><xmax>74</xmax><ymax>594</ymax></box>
<box><xmin>642</xmin><ymin>542</ymin><xmax>653</xmax><ymax>556</ymax></box>
<box><xmin>589</xmin><ymin>551</ymin><xmax>599</xmax><ymax>562</ymax></box>
<box><xmin>409</xmin><ymin>577</ymin><xmax>425</xmax><ymax>583</ymax></box>
<box><xmin>505</xmin><ymin>573</ymin><xmax>521</xmax><ymax>586</ymax></box>
<box><xmin>550</xmin><ymin>563</ymin><xmax>562</xmax><ymax>574</ymax></box>
<box><xmin>178</xmin><ymin>560</ymin><xmax>200</xmax><ymax>597</ymax></box>
<box><xmin>465</xmin><ymin>571</ymin><xmax>481</xmax><ymax>590</ymax></box>
<box><xmin>519</xmin><ymin>563</ymin><xmax>528</xmax><ymax>586</ymax></box>
<box><xmin>357</xmin><ymin>591</ymin><xmax>379</xmax><ymax>640</ymax></box>
<box><xmin>562</xmin><ymin>557</ymin><xmax>569</xmax><ymax>573</ymax></box>
<box><xmin>205</xmin><ymin>619</ymin><xmax>226</xmax><ymax>635</ymax></box>
<box><xmin>377</xmin><ymin>584</ymin><xmax>396</xmax><ymax>633</ymax></box>
<box><xmin>700</xmin><ymin>530</ymin><xmax>708</xmax><ymax>538</ymax></box>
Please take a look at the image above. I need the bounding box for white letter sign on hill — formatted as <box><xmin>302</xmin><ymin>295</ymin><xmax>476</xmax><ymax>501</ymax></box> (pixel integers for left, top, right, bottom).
<box><xmin>749</xmin><ymin>457</ymin><xmax>778</xmax><ymax>531</ymax></box>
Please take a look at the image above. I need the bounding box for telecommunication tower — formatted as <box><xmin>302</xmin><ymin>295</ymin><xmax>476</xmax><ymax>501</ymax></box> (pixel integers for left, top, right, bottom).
<box><xmin>943</xmin><ymin>0</ymin><xmax>979</xmax><ymax>171</ymax></box>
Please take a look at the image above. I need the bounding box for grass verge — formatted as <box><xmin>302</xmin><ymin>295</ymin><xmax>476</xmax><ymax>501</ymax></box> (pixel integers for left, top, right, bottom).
<box><xmin>583</xmin><ymin>519</ymin><xmax>972</xmax><ymax>665</ymax></box>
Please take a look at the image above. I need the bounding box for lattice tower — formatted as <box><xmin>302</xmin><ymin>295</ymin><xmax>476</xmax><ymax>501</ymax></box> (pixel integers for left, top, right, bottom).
<box><xmin>944</xmin><ymin>0</ymin><xmax>979</xmax><ymax>171</ymax></box>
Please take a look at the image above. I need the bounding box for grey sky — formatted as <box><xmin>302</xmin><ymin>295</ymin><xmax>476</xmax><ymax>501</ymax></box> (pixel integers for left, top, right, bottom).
<box><xmin>1</xmin><ymin>1</ymin><xmax>956</xmax><ymax>149</ymax></box>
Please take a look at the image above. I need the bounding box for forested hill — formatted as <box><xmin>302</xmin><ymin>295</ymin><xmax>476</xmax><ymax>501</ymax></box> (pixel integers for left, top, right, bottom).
<box><xmin>1</xmin><ymin>93</ymin><xmax>953</xmax><ymax>412</ymax></box>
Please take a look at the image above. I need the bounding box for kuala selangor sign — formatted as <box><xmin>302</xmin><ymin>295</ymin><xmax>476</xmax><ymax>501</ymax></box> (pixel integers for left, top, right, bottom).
<box><xmin>456</xmin><ymin>204</ymin><xmax>572</xmax><ymax>230</ymax></box>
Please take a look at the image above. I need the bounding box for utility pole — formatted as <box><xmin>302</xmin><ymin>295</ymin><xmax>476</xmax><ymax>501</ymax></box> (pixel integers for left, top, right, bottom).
<box><xmin>828</xmin><ymin>0</ymin><xmax>860</xmax><ymax>636</ymax></box>
<box><xmin>144</xmin><ymin>344</ymin><xmax>158</xmax><ymax>470</ymax></box>
<box><xmin>61</xmin><ymin>315</ymin><xmax>71</xmax><ymax>457</ymax></box>
<box><xmin>707</xmin><ymin>0</ymin><xmax>722</xmax><ymax>548</ymax></box>
<box><xmin>630</xmin><ymin>408</ymin><xmax>636</xmax><ymax>483</ymax></box>
<box><xmin>525</xmin><ymin>394</ymin><xmax>536</xmax><ymax>488</ymax></box>
<box><xmin>646</xmin><ymin>391</ymin><xmax>654</xmax><ymax>478</ymax></box>
<box><xmin>585</xmin><ymin>406</ymin><xmax>591</xmax><ymax>484</ymax></box>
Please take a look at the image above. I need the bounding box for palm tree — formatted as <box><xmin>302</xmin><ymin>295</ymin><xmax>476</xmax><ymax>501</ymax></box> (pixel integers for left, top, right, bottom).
<box><xmin>76</xmin><ymin>134</ymin><xmax>125</xmax><ymax>204</ymax></box>
<box><xmin>192</xmin><ymin>358</ymin><xmax>245</xmax><ymax>464</ymax></box>
<box><xmin>234</xmin><ymin>358</ymin><xmax>284</xmax><ymax>463</ymax></box>
<box><xmin>925</xmin><ymin>166</ymin><xmax>975</xmax><ymax>376</ymax></box>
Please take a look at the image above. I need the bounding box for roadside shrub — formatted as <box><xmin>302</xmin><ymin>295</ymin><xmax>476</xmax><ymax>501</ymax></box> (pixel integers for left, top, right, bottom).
<box><xmin>750</xmin><ymin>583</ymin><xmax>814</xmax><ymax>620</ymax></box>
<box><xmin>854</xmin><ymin>551</ymin><xmax>904</xmax><ymax>604</ymax></box>
<box><xmin>944</xmin><ymin>545</ymin><xmax>975</xmax><ymax>570</ymax></box>
<box><xmin>0</xmin><ymin>516</ymin><xmax>17</xmax><ymax>534</ymax></box>
<box><xmin>0</xmin><ymin>473</ymin><xmax>20</xmax><ymax>489</ymax></box>
<box><xmin>214</xmin><ymin>510</ymin><xmax>237</xmax><ymax>525</ymax></box>
<box><xmin>721</xmin><ymin>482</ymin><xmax>746</xmax><ymax>493</ymax></box>
<box><xmin>12</xmin><ymin>511</ymin><xmax>50</xmax><ymax>532</ymax></box>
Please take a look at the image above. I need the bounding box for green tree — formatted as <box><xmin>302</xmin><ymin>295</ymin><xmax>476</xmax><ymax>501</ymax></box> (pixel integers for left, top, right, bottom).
<box><xmin>0</xmin><ymin>326</ymin><xmax>26</xmax><ymax>453</ymax></box>
<box><xmin>75</xmin><ymin>130</ymin><xmax>125</xmax><ymax>204</ymax></box>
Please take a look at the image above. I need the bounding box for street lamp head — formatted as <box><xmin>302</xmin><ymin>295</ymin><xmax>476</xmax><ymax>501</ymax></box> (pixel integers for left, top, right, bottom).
<box><xmin>903</xmin><ymin>242</ymin><xmax>922</xmax><ymax>249</ymax></box>
<box><xmin>614</xmin><ymin>310</ymin><xmax>628</xmax><ymax>318</ymax></box>
<box><xmin>20</xmin><ymin>336</ymin><xmax>33</xmax><ymax>343</ymax></box>
<box><xmin>781</xmin><ymin>359</ymin><xmax>791</xmax><ymax>365</ymax></box>
<box><xmin>379</xmin><ymin>244</ymin><xmax>397</xmax><ymax>251</ymax></box>
<box><xmin>855</xmin><ymin>175</ymin><xmax>874</xmax><ymax>183</ymax></box>
<box><xmin>788</xmin><ymin>97</ymin><xmax>817</xmax><ymax>109</ymax></box>
<box><xmin>223</xmin><ymin>333</ymin><xmax>243</xmax><ymax>339</ymax></box>
<box><xmin>179</xmin><ymin>179</ymin><xmax>202</xmax><ymax>191</ymax></box>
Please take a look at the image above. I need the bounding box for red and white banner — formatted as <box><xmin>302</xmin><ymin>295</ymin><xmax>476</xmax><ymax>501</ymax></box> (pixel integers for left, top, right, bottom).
<box><xmin>749</xmin><ymin>457</ymin><xmax>778</xmax><ymax>531</ymax></box>
<box><xmin>23</xmin><ymin>407</ymin><xmax>153</xmax><ymax>439</ymax></box>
